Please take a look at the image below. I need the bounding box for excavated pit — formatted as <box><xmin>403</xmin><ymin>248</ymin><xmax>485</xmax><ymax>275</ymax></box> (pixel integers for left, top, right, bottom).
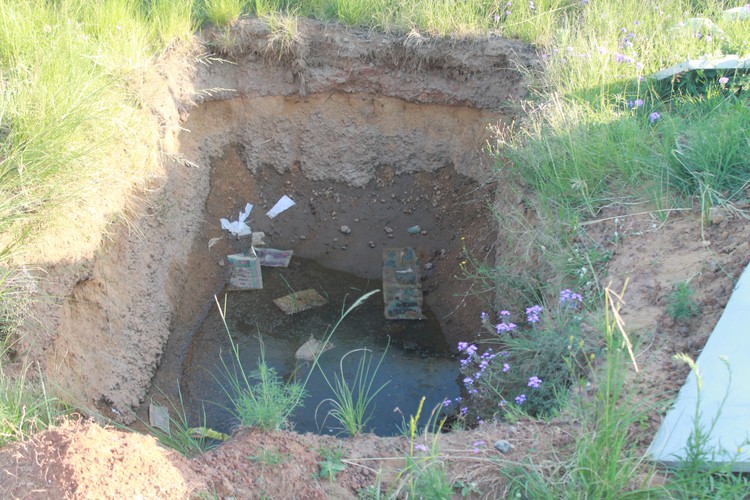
<box><xmin>154</xmin><ymin>93</ymin><xmax>506</xmax><ymax>435</ymax></box>
<box><xmin>43</xmin><ymin>20</ymin><xmax>538</xmax><ymax>426</ymax></box>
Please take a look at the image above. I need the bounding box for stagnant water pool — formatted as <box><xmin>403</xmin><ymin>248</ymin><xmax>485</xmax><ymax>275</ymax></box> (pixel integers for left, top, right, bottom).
<box><xmin>181</xmin><ymin>258</ymin><xmax>461</xmax><ymax>436</ymax></box>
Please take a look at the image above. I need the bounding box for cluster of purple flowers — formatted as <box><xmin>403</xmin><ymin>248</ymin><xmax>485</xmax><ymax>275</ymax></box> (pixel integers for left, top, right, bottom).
<box><xmin>649</xmin><ymin>112</ymin><xmax>660</xmax><ymax>125</ymax></box>
<box><xmin>560</xmin><ymin>289</ymin><xmax>584</xmax><ymax>305</ymax></box>
<box><xmin>458</xmin><ymin>342</ymin><xmax>498</xmax><ymax>394</ymax></box>
<box><xmin>528</xmin><ymin>376</ymin><xmax>543</xmax><ymax>388</ymax></box>
<box><xmin>627</xmin><ymin>99</ymin><xmax>644</xmax><ymax>109</ymax></box>
<box><xmin>613</xmin><ymin>52</ymin><xmax>634</xmax><ymax>64</ymax></box>
<box><xmin>526</xmin><ymin>304</ymin><xmax>543</xmax><ymax>323</ymax></box>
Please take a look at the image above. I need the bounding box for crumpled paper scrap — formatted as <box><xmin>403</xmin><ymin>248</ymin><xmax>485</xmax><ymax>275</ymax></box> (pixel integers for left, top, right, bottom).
<box><xmin>220</xmin><ymin>203</ymin><xmax>253</xmax><ymax>237</ymax></box>
<box><xmin>267</xmin><ymin>195</ymin><xmax>295</xmax><ymax>219</ymax></box>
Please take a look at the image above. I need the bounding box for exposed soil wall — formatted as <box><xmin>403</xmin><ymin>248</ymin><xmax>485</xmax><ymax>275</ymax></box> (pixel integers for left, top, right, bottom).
<box><xmin>27</xmin><ymin>19</ymin><xmax>538</xmax><ymax>422</ymax></box>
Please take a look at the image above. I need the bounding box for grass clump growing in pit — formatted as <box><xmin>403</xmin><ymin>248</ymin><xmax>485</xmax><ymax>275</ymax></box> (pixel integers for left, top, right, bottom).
<box><xmin>315</xmin><ymin>346</ymin><xmax>390</xmax><ymax>437</ymax></box>
<box><xmin>216</xmin><ymin>308</ymin><xmax>306</xmax><ymax>431</ymax></box>
<box><xmin>214</xmin><ymin>291</ymin><xmax>378</xmax><ymax>432</ymax></box>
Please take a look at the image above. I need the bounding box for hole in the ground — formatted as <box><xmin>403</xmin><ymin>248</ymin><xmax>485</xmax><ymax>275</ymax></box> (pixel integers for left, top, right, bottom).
<box><xmin>35</xmin><ymin>22</ymin><xmax>536</xmax><ymax>427</ymax></box>
<box><xmin>149</xmin><ymin>90</ymin><xmax>505</xmax><ymax>435</ymax></box>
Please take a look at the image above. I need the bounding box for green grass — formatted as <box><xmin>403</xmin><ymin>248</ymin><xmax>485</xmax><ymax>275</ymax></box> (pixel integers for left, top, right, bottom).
<box><xmin>0</xmin><ymin>361</ymin><xmax>62</xmax><ymax>446</ymax></box>
<box><xmin>214</xmin><ymin>291</ymin><xmax>378</xmax><ymax>431</ymax></box>
<box><xmin>315</xmin><ymin>346</ymin><xmax>390</xmax><ymax>437</ymax></box>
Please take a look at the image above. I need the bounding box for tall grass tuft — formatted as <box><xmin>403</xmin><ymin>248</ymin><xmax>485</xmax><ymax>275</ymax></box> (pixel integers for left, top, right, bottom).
<box><xmin>315</xmin><ymin>346</ymin><xmax>390</xmax><ymax>436</ymax></box>
<box><xmin>215</xmin><ymin>299</ymin><xmax>305</xmax><ymax>430</ymax></box>
<box><xmin>0</xmin><ymin>362</ymin><xmax>61</xmax><ymax>446</ymax></box>
<box><xmin>200</xmin><ymin>0</ymin><xmax>246</xmax><ymax>26</ymax></box>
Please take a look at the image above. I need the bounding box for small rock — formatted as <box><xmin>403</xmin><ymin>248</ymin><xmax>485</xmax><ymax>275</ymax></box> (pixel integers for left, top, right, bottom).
<box><xmin>340</xmin><ymin>225</ymin><xmax>352</xmax><ymax>235</ymax></box>
<box><xmin>218</xmin><ymin>259</ymin><xmax>225</xmax><ymax>267</ymax></box>
<box><xmin>420</xmin><ymin>230</ymin><xmax>428</xmax><ymax>236</ymax></box>
<box><xmin>368</xmin><ymin>241</ymin><xmax>376</xmax><ymax>248</ymax></box>
<box><xmin>407</xmin><ymin>225</ymin><xmax>421</xmax><ymax>235</ymax></box>
<box><xmin>300</xmin><ymin>235</ymin><xmax>307</xmax><ymax>240</ymax></box>
<box><xmin>333</xmin><ymin>237</ymin><xmax>339</xmax><ymax>243</ymax></box>
<box><xmin>709</xmin><ymin>207</ymin><xmax>725</xmax><ymax>225</ymax></box>
<box><xmin>384</xmin><ymin>227</ymin><xmax>394</xmax><ymax>234</ymax></box>
<box><xmin>494</xmin><ymin>440</ymin><xmax>514</xmax><ymax>454</ymax></box>
<box><xmin>425</xmin><ymin>262</ymin><xmax>434</xmax><ymax>270</ymax></box>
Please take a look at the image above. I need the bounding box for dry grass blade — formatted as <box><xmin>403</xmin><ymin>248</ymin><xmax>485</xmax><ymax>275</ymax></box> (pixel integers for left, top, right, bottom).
<box><xmin>605</xmin><ymin>279</ymin><xmax>639</xmax><ymax>373</ymax></box>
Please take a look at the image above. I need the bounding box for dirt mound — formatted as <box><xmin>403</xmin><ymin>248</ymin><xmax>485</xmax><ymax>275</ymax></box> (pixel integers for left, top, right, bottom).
<box><xmin>0</xmin><ymin>419</ymin><xmax>201</xmax><ymax>499</ymax></box>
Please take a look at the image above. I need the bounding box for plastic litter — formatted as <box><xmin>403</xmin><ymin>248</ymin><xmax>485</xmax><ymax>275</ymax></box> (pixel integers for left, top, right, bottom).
<box><xmin>255</xmin><ymin>248</ymin><xmax>293</xmax><ymax>267</ymax></box>
<box><xmin>188</xmin><ymin>427</ymin><xmax>231</xmax><ymax>441</ymax></box>
<box><xmin>148</xmin><ymin>403</ymin><xmax>170</xmax><ymax>433</ymax></box>
<box><xmin>227</xmin><ymin>248</ymin><xmax>263</xmax><ymax>289</ymax></box>
<box><xmin>651</xmin><ymin>55</ymin><xmax>750</xmax><ymax>80</ymax></box>
<box><xmin>251</xmin><ymin>231</ymin><xmax>266</xmax><ymax>246</ymax></box>
<box><xmin>220</xmin><ymin>203</ymin><xmax>253</xmax><ymax>238</ymax></box>
<box><xmin>267</xmin><ymin>195</ymin><xmax>295</xmax><ymax>219</ymax></box>
<box><xmin>273</xmin><ymin>288</ymin><xmax>327</xmax><ymax>314</ymax></box>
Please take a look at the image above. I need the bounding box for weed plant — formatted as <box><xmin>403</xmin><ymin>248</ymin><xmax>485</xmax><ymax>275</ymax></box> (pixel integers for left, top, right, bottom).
<box><xmin>454</xmin><ymin>289</ymin><xmax>596</xmax><ymax>422</ymax></box>
<box><xmin>666</xmin><ymin>281</ymin><xmax>700</xmax><ymax>322</ymax></box>
<box><xmin>500</xmin><ymin>285</ymin><xmax>661</xmax><ymax>498</ymax></box>
<box><xmin>393</xmin><ymin>397</ymin><xmax>453</xmax><ymax>499</ymax></box>
<box><xmin>315</xmin><ymin>346</ymin><xmax>390</xmax><ymax>437</ymax></box>
<box><xmin>318</xmin><ymin>445</ymin><xmax>346</xmax><ymax>482</ymax></box>
<box><xmin>218</xmin><ymin>331</ymin><xmax>305</xmax><ymax>431</ymax></box>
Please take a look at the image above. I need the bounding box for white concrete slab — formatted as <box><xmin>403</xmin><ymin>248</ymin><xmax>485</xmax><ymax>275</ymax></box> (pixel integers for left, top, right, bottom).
<box><xmin>649</xmin><ymin>262</ymin><xmax>750</xmax><ymax>470</ymax></box>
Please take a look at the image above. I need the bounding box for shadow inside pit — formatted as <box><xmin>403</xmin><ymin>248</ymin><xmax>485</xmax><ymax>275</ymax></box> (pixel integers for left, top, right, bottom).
<box><xmin>181</xmin><ymin>258</ymin><xmax>460</xmax><ymax>437</ymax></box>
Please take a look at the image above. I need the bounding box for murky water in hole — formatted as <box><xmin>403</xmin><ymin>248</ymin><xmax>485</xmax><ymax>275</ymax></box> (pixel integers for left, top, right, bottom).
<box><xmin>182</xmin><ymin>258</ymin><xmax>460</xmax><ymax>436</ymax></box>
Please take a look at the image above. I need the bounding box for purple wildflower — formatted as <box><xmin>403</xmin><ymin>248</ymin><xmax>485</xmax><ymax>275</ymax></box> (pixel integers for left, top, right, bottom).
<box><xmin>719</xmin><ymin>76</ymin><xmax>729</xmax><ymax>86</ymax></box>
<box><xmin>443</xmin><ymin>399</ymin><xmax>452</xmax><ymax>407</ymax></box>
<box><xmin>472</xmin><ymin>440</ymin><xmax>486</xmax><ymax>453</ymax></box>
<box><xmin>495</xmin><ymin>322</ymin><xmax>517</xmax><ymax>334</ymax></box>
<box><xmin>515</xmin><ymin>394</ymin><xmax>526</xmax><ymax>405</ymax></box>
<box><xmin>528</xmin><ymin>376</ymin><xmax>543</xmax><ymax>388</ymax></box>
<box><xmin>526</xmin><ymin>305</ymin><xmax>543</xmax><ymax>323</ymax></box>
<box><xmin>649</xmin><ymin>112</ymin><xmax>660</xmax><ymax>124</ymax></box>
<box><xmin>500</xmin><ymin>310</ymin><xmax>511</xmax><ymax>317</ymax></box>
<box><xmin>414</xmin><ymin>443</ymin><xmax>428</xmax><ymax>452</ymax></box>
<box><xmin>503</xmin><ymin>363</ymin><xmax>510</xmax><ymax>372</ymax></box>
<box><xmin>560</xmin><ymin>289</ymin><xmax>583</xmax><ymax>304</ymax></box>
<box><xmin>458</xmin><ymin>341</ymin><xmax>468</xmax><ymax>352</ymax></box>
<box><xmin>460</xmin><ymin>407</ymin><xmax>468</xmax><ymax>416</ymax></box>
